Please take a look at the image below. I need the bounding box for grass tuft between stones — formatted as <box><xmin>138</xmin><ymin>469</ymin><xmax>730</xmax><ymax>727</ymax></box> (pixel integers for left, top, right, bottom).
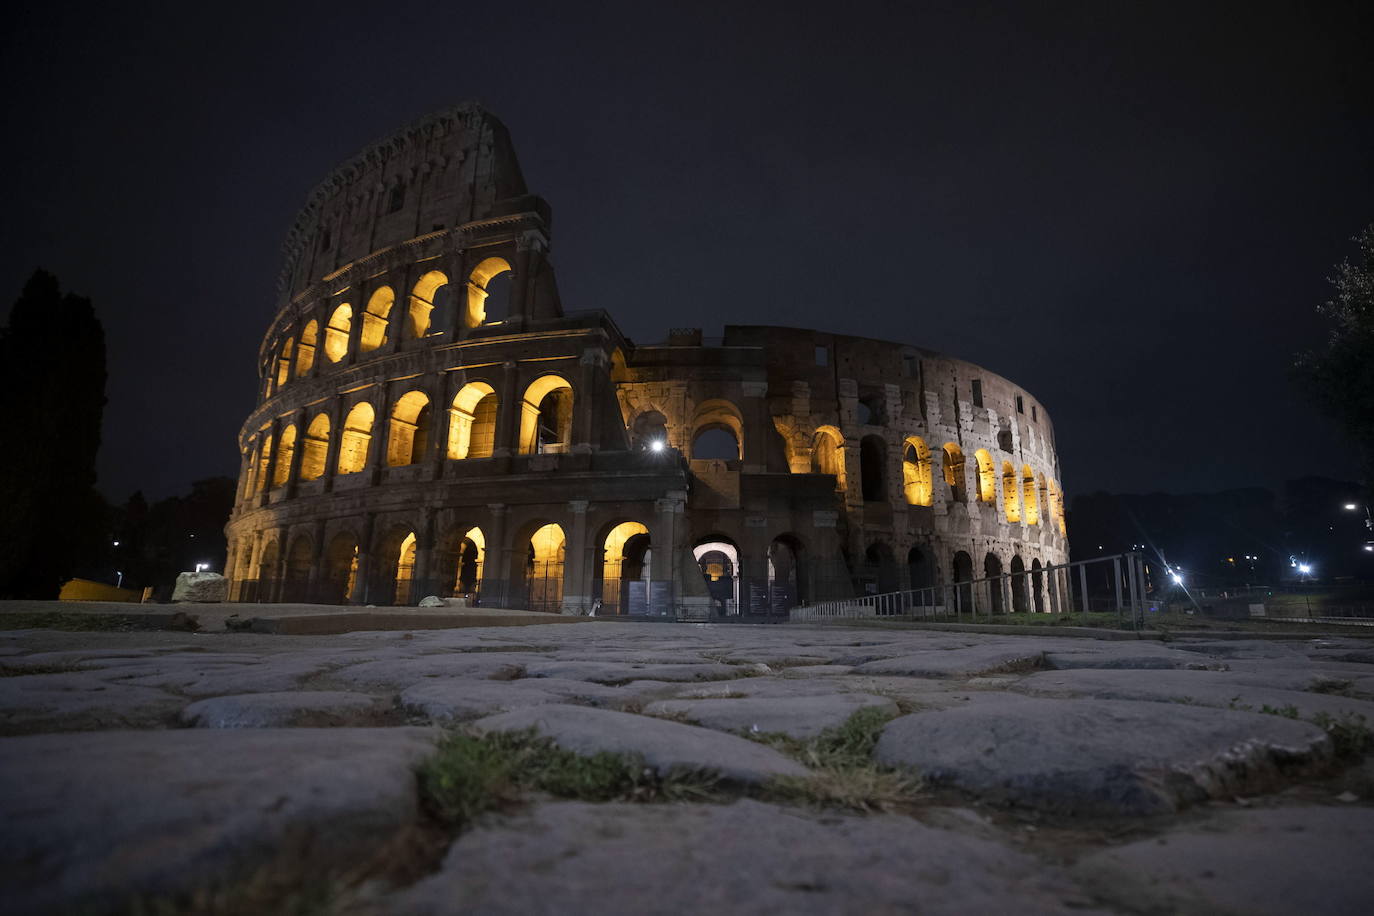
<box><xmin>1312</xmin><ymin>711</ymin><xmax>1373</xmax><ymax>760</ymax></box>
<box><xmin>418</xmin><ymin>729</ymin><xmax>720</xmax><ymax>827</ymax></box>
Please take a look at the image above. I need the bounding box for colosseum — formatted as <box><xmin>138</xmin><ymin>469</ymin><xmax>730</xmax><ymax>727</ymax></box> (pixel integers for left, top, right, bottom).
<box><xmin>225</xmin><ymin>103</ymin><xmax>1068</xmax><ymax>619</ymax></box>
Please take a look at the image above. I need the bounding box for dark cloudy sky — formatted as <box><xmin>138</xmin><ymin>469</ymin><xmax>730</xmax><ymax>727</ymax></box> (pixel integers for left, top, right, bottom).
<box><xmin>3</xmin><ymin>1</ymin><xmax>1370</xmax><ymax>503</ymax></box>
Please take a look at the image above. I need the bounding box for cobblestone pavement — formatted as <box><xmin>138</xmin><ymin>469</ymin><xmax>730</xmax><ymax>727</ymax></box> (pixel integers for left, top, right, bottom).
<box><xmin>3</xmin><ymin>613</ymin><xmax>1373</xmax><ymax>914</ymax></box>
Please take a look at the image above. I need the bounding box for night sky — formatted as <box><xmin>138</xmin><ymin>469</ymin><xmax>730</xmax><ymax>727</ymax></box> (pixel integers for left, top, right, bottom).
<box><xmin>3</xmin><ymin>1</ymin><xmax>1370</xmax><ymax>504</ymax></box>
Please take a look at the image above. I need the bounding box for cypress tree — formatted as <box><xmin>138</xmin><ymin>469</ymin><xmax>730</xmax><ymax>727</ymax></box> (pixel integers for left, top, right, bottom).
<box><xmin>0</xmin><ymin>270</ymin><xmax>108</xmax><ymax>598</ymax></box>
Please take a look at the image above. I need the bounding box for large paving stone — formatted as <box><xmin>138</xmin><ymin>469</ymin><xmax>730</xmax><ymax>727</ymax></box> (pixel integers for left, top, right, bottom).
<box><xmin>1013</xmin><ymin>668</ymin><xmax>1374</xmax><ymax>721</ymax></box>
<box><xmin>643</xmin><ymin>693</ymin><xmax>898</xmax><ymax>739</ymax></box>
<box><xmin>179</xmin><ymin>690</ymin><xmax>389</xmax><ymax>727</ymax></box>
<box><xmin>521</xmin><ymin>659</ymin><xmax>745</xmax><ymax>684</ymax></box>
<box><xmin>0</xmin><ymin>727</ymin><xmax>436</xmax><ymax>915</ymax></box>
<box><xmin>471</xmin><ymin>705</ymin><xmax>808</xmax><ymax>784</ymax></box>
<box><xmin>874</xmin><ymin>694</ymin><xmax>1331</xmax><ymax>815</ymax></box>
<box><xmin>854</xmin><ymin>644</ymin><xmax>1047</xmax><ymax>679</ymax></box>
<box><xmin>1043</xmin><ymin>642</ymin><xmax>1221</xmax><ymax>670</ymax></box>
<box><xmin>390</xmin><ymin>799</ymin><xmax>1093</xmax><ymax>915</ymax></box>
<box><xmin>400</xmin><ymin>677</ymin><xmax>633</xmax><ymax>720</ymax></box>
<box><xmin>0</xmin><ymin>672</ymin><xmax>183</xmax><ymax>735</ymax></box>
<box><xmin>1074</xmin><ymin>806</ymin><xmax>1374</xmax><ymax>916</ymax></box>
<box><xmin>328</xmin><ymin>654</ymin><xmax>541</xmax><ymax>688</ymax></box>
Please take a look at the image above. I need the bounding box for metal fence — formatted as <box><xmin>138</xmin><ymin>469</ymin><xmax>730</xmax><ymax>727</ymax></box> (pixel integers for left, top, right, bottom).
<box><xmin>791</xmin><ymin>552</ymin><xmax>1151</xmax><ymax>629</ymax></box>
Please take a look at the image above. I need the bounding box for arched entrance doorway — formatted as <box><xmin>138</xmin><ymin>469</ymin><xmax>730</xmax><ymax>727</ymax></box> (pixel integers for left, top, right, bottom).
<box><xmin>952</xmin><ymin>551</ymin><xmax>974</xmax><ymax>612</ymax></box>
<box><xmin>694</xmin><ymin>539</ymin><xmax>739</xmax><ymax>617</ymax></box>
<box><xmin>598</xmin><ymin>522</ymin><xmax>651</xmax><ymax>615</ymax></box>
<box><xmin>323</xmin><ymin>533</ymin><xmax>359</xmax><ymax>605</ymax></box>
<box><xmin>768</xmin><ymin>535</ymin><xmax>804</xmax><ymax>615</ymax></box>
<box><xmin>1010</xmin><ymin>555</ymin><xmax>1028</xmax><ymax>613</ymax></box>
<box><xmin>1031</xmin><ymin>558</ymin><xmax>1045</xmax><ymax>613</ymax></box>
<box><xmin>984</xmin><ymin>553</ymin><xmax>1005</xmax><ymax>614</ymax></box>
<box><xmin>526</xmin><ymin>523</ymin><xmax>566</xmax><ymax>613</ymax></box>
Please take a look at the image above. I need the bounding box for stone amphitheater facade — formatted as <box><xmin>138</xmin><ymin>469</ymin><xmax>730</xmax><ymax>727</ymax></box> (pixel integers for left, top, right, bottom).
<box><xmin>225</xmin><ymin>103</ymin><xmax>1069</xmax><ymax>618</ymax></box>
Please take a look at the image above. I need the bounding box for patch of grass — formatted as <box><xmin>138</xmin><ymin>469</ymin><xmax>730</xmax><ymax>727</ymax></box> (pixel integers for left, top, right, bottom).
<box><xmin>1259</xmin><ymin>703</ymin><xmax>1300</xmax><ymax>719</ymax></box>
<box><xmin>1310</xmin><ymin>679</ymin><xmax>1355</xmax><ymax>697</ymax></box>
<box><xmin>418</xmin><ymin>729</ymin><xmax>720</xmax><ymax>827</ymax></box>
<box><xmin>1312</xmin><ymin>711</ymin><xmax>1374</xmax><ymax>760</ymax></box>
<box><xmin>755</xmin><ymin>707</ymin><xmax>921</xmax><ymax>812</ymax></box>
<box><xmin>0</xmin><ymin>661</ymin><xmax>89</xmax><ymax>677</ymax></box>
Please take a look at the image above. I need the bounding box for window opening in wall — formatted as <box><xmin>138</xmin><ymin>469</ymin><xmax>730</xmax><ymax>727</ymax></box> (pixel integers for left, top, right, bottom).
<box><xmin>466</xmin><ymin>257</ymin><xmax>513</xmax><ymax>327</ymax></box>
<box><xmin>408</xmin><ymin>271</ymin><xmax>449</xmax><ymax>339</ymax></box>
<box><xmin>941</xmin><ymin>442</ymin><xmax>966</xmax><ymax>502</ymax></box>
<box><xmin>814</xmin><ymin>346</ymin><xmax>828</xmax><ymax>367</ymax></box>
<box><xmin>360</xmin><ymin>287</ymin><xmax>394</xmax><ymax>353</ymax></box>
<box><xmin>324</xmin><ymin>304</ymin><xmax>352</xmax><ymax>363</ymax></box>
<box><xmin>811</xmin><ymin>427</ymin><xmax>846</xmax><ymax>491</ymax></box>
<box><xmin>527</xmin><ymin>523</ymin><xmax>566</xmax><ymax>613</ymax></box>
<box><xmin>319</xmin><ymin>228</ymin><xmax>331</xmax><ymax>251</ymax></box>
<box><xmin>337</xmin><ymin>402</ymin><xmax>374</xmax><ymax>474</ymax></box>
<box><xmin>1016</xmin><ymin>395</ymin><xmax>1024</xmax><ymax>413</ymax></box>
<box><xmin>692</xmin><ymin>427</ymin><xmax>739</xmax><ymax>460</ymax></box>
<box><xmin>997</xmin><ymin>428</ymin><xmax>1013</xmax><ymax>452</ymax></box>
<box><xmin>858</xmin><ymin>394</ymin><xmax>884</xmax><ymax>426</ymax></box>
<box><xmin>903</xmin><ymin>354</ymin><xmax>919</xmax><ymax>379</ymax></box>
<box><xmin>519</xmin><ymin>376</ymin><xmax>573</xmax><ymax>455</ymax></box>
<box><xmin>855</xmin><ymin>400</ymin><xmax>872</xmax><ymax>425</ymax></box>
<box><xmin>1031</xmin><ymin>405</ymin><xmax>1038</xmax><ymax>422</ymax></box>
<box><xmin>448</xmin><ymin>382</ymin><xmax>497</xmax><ymax>460</ymax></box>
<box><xmin>974</xmin><ymin>449</ymin><xmax>996</xmax><ymax>502</ymax></box>
<box><xmin>388</xmin><ymin>182</ymin><xmax>405</xmax><ymax>213</ymax></box>
<box><xmin>971</xmin><ymin>379</ymin><xmax>983</xmax><ymax>407</ymax></box>
<box><xmin>295</xmin><ymin>320</ymin><xmax>318</xmax><ymax>377</ymax></box>
<box><xmin>860</xmin><ymin>436</ymin><xmax>886</xmax><ymax>501</ymax></box>
<box><xmin>387</xmin><ymin>391</ymin><xmax>432</xmax><ymax>466</ymax></box>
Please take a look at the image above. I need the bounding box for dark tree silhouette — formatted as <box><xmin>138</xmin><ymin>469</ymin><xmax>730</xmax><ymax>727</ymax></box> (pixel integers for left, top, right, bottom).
<box><xmin>0</xmin><ymin>270</ymin><xmax>108</xmax><ymax>598</ymax></box>
<box><xmin>1296</xmin><ymin>225</ymin><xmax>1374</xmax><ymax>493</ymax></box>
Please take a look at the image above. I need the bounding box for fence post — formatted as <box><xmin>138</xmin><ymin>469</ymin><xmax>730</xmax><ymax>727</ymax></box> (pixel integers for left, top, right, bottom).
<box><xmin>1113</xmin><ymin>556</ymin><xmax>1123</xmax><ymax>625</ymax></box>
<box><xmin>1079</xmin><ymin>564</ymin><xmax>1090</xmax><ymax>615</ymax></box>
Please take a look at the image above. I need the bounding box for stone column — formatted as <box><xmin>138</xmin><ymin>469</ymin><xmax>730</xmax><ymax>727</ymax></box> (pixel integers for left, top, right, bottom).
<box><xmin>309</xmin><ymin>302</ymin><xmax>328</xmax><ymax>379</ymax></box>
<box><xmin>573</xmin><ymin>348</ymin><xmax>605</xmax><ymax>455</ymax></box>
<box><xmin>258</xmin><ymin>417</ymin><xmax>282</xmax><ymax>507</ymax></box>
<box><xmin>283</xmin><ymin>408</ymin><xmax>307</xmax><ymax>498</ymax></box>
<box><xmin>269</xmin><ymin>528</ymin><xmax>289</xmax><ymax>604</ymax></box>
<box><xmin>510</xmin><ymin>238</ymin><xmax>533</xmax><ymax>321</ymax></box>
<box><xmin>386</xmin><ymin>267</ymin><xmax>409</xmax><ymax>353</ymax></box>
<box><xmin>651</xmin><ymin>491</ymin><xmax>687</xmax><ymax>616</ymax></box>
<box><xmin>412</xmin><ymin>508</ymin><xmax>436</xmax><ymax>604</ymax></box>
<box><xmin>350</xmin><ymin>513</ymin><xmax>376</xmax><ymax>605</ymax></box>
<box><xmin>483</xmin><ymin>503</ymin><xmax>509</xmax><ymax>607</ymax></box>
<box><xmin>494</xmin><ymin>360</ymin><xmax>520</xmax><ymax>457</ymax></box>
<box><xmin>367</xmin><ymin>381</ymin><xmax>393</xmax><ymax>485</ymax></box>
<box><xmin>306</xmin><ymin>519</ymin><xmax>327</xmax><ymax>604</ymax></box>
<box><xmin>445</xmin><ymin>249</ymin><xmax>469</xmax><ymax>338</ymax></box>
<box><xmin>343</xmin><ymin>290</ymin><xmax>364</xmax><ymax>366</ymax></box>
<box><xmin>560</xmin><ymin>500</ymin><xmax>590</xmax><ymax>614</ymax></box>
<box><xmin>321</xmin><ymin>396</ymin><xmax>344</xmax><ymax>493</ymax></box>
<box><xmin>741</xmin><ymin>379</ymin><xmax>769</xmax><ymax>473</ymax></box>
<box><xmin>429</xmin><ymin>369</ymin><xmax>451</xmax><ymax>479</ymax></box>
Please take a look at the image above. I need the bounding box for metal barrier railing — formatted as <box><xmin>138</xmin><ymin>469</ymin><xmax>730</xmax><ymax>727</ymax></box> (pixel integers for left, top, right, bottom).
<box><xmin>791</xmin><ymin>552</ymin><xmax>1150</xmax><ymax>629</ymax></box>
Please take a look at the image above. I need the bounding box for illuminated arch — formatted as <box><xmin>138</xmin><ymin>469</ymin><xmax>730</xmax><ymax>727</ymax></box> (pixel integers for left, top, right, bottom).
<box><xmin>902</xmin><ymin>436</ymin><xmax>932</xmax><ymax>506</ymax></box>
<box><xmin>394</xmin><ymin>532</ymin><xmax>417</xmax><ymax>605</ymax></box>
<box><xmin>387</xmin><ymin>390</ymin><xmax>433</xmax><ymax>466</ymax></box>
<box><xmin>1002</xmin><ymin>461</ymin><xmax>1021</xmax><ymax>522</ymax></box>
<box><xmin>1022</xmin><ymin>464</ymin><xmax>1040</xmax><ymax>525</ymax></box>
<box><xmin>448</xmin><ymin>381</ymin><xmax>497</xmax><ymax>459</ymax></box>
<box><xmin>519</xmin><ymin>375</ymin><xmax>573</xmax><ymax>455</ymax></box>
<box><xmin>255</xmin><ymin>432</ymin><xmax>274</xmax><ymax>493</ymax></box>
<box><xmin>527</xmin><ymin>522</ymin><xmax>566</xmax><ymax>611</ymax></box>
<box><xmin>336</xmin><ymin>402</ymin><xmax>374</xmax><ymax>474</ymax></box>
<box><xmin>272</xmin><ymin>424</ymin><xmax>297</xmax><ymax>487</ymax></box>
<box><xmin>941</xmin><ymin>442</ymin><xmax>966</xmax><ymax>502</ymax></box>
<box><xmin>812</xmin><ymin>425</ymin><xmax>846</xmax><ymax>491</ymax></box>
<box><xmin>359</xmin><ymin>287</ymin><xmax>393</xmax><ymax>353</ymax></box>
<box><xmin>295</xmin><ymin>320</ymin><xmax>317</xmax><ymax>377</ymax></box>
<box><xmin>690</xmin><ymin>399</ymin><xmax>744</xmax><ymax>460</ymax></box>
<box><xmin>974</xmin><ymin>449</ymin><xmax>996</xmax><ymax>502</ymax></box>
<box><xmin>465</xmin><ymin>258</ymin><xmax>512</xmax><ymax>327</ymax></box>
<box><xmin>408</xmin><ymin>271</ymin><xmax>449</xmax><ymax>339</ymax></box>
<box><xmin>275</xmin><ymin>337</ymin><xmax>295</xmax><ymax>388</ymax></box>
<box><xmin>453</xmin><ymin>526</ymin><xmax>485</xmax><ymax>596</ymax></box>
<box><xmin>300</xmin><ymin>412</ymin><xmax>330</xmax><ymax>481</ymax></box>
<box><xmin>324</xmin><ymin>304</ymin><xmax>352</xmax><ymax>363</ymax></box>
<box><xmin>600</xmin><ymin>521</ymin><xmax>651</xmax><ymax>614</ymax></box>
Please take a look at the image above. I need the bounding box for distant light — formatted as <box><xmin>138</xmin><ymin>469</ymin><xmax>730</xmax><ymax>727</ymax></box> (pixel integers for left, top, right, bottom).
<box><xmin>1345</xmin><ymin>503</ymin><xmax>1358</xmax><ymax>511</ymax></box>
<box><xmin>195</xmin><ymin>563</ymin><xmax>209</xmax><ymax>573</ymax></box>
<box><xmin>1364</xmin><ymin>545</ymin><xmax>1374</xmax><ymax>553</ymax></box>
<box><xmin>112</xmin><ymin>540</ymin><xmax>120</xmax><ymax>547</ymax></box>
<box><xmin>1171</xmin><ymin>572</ymin><xmax>1183</xmax><ymax>585</ymax></box>
<box><xmin>1298</xmin><ymin>564</ymin><xmax>1312</xmax><ymax>575</ymax></box>
<box><xmin>649</xmin><ymin>440</ymin><xmax>665</xmax><ymax>453</ymax></box>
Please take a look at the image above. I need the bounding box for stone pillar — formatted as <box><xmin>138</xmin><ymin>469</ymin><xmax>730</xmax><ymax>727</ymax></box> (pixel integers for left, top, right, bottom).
<box><xmin>741</xmin><ymin>379</ymin><xmax>769</xmax><ymax>473</ymax></box>
<box><xmin>321</xmin><ymin>396</ymin><xmax>344</xmax><ymax>493</ymax></box>
<box><xmin>309</xmin><ymin>302</ymin><xmax>328</xmax><ymax>379</ymax></box>
<box><xmin>306</xmin><ymin>519</ymin><xmax>327</xmax><ymax>604</ymax></box>
<box><xmin>412</xmin><ymin>508</ymin><xmax>436</xmax><ymax>604</ymax></box>
<box><xmin>350</xmin><ymin>513</ymin><xmax>376</xmax><ymax>605</ymax></box>
<box><xmin>561</xmin><ymin>500</ymin><xmax>590</xmax><ymax>614</ymax></box>
<box><xmin>258</xmin><ymin>417</ymin><xmax>282</xmax><ymax>507</ymax></box>
<box><xmin>386</xmin><ymin>267</ymin><xmax>410</xmax><ymax>353</ymax></box>
<box><xmin>573</xmin><ymin>348</ymin><xmax>605</xmax><ymax>455</ymax></box>
<box><xmin>494</xmin><ymin>360</ymin><xmax>520</xmax><ymax>457</ymax></box>
<box><xmin>343</xmin><ymin>291</ymin><xmax>364</xmax><ymax>366</ymax></box>
<box><xmin>651</xmin><ymin>491</ymin><xmax>687</xmax><ymax>616</ymax></box>
<box><xmin>368</xmin><ymin>382</ymin><xmax>393</xmax><ymax>485</ymax></box>
<box><xmin>269</xmin><ymin>528</ymin><xmax>289</xmax><ymax>604</ymax></box>
<box><xmin>445</xmin><ymin>249</ymin><xmax>469</xmax><ymax>338</ymax></box>
<box><xmin>283</xmin><ymin>408</ymin><xmax>307</xmax><ymax>498</ymax></box>
<box><xmin>429</xmin><ymin>369</ymin><xmax>451</xmax><ymax>479</ymax></box>
<box><xmin>483</xmin><ymin>503</ymin><xmax>509</xmax><ymax>607</ymax></box>
<box><xmin>510</xmin><ymin>239</ymin><xmax>533</xmax><ymax>321</ymax></box>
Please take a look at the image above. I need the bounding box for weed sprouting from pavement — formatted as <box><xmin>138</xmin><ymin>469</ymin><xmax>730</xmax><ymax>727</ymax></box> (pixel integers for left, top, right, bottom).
<box><xmin>1311</xmin><ymin>712</ymin><xmax>1373</xmax><ymax>760</ymax></box>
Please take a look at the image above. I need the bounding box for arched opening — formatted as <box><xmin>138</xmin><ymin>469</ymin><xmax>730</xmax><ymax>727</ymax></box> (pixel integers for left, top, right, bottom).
<box><xmin>1002</xmin><ymin>461</ymin><xmax>1021</xmax><ymax>522</ymax></box>
<box><xmin>984</xmin><ymin>553</ymin><xmax>1005</xmax><ymax>613</ymax></box>
<box><xmin>255</xmin><ymin>432</ymin><xmax>274</xmax><ymax>493</ymax></box>
<box><xmin>856</xmin><ymin>395</ymin><xmax>885</xmax><ymax>426</ymax></box>
<box><xmin>295</xmin><ymin>320</ymin><xmax>318</xmax><ymax>377</ymax></box>
<box><xmin>630</xmin><ymin>410</ymin><xmax>668</xmax><ymax>451</ymax></box>
<box><xmin>862</xmin><ymin>542</ymin><xmax>899</xmax><ymax>594</ymax></box>
<box><xmin>951</xmin><ymin>550</ymin><xmax>974</xmax><ymax>611</ymax></box>
<box><xmin>902</xmin><ymin>437</ymin><xmax>933</xmax><ymax>506</ymax></box>
<box><xmin>942</xmin><ymin>443</ymin><xmax>966</xmax><ymax>502</ymax></box>
<box><xmin>860</xmin><ymin>435</ymin><xmax>887</xmax><ymax>502</ymax></box>
<box><xmin>324</xmin><ymin>304</ymin><xmax>352</xmax><ymax>363</ymax></box>
<box><xmin>768</xmin><ymin>535</ymin><xmax>804</xmax><ymax>612</ymax></box>
<box><xmin>811</xmin><ymin>426</ymin><xmax>846</xmax><ymax>491</ymax></box>
<box><xmin>408</xmin><ymin>271</ymin><xmax>449</xmax><ymax>339</ymax></box>
<box><xmin>300</xmin><ymin>413</ymin><xmax>330</xmax><ymax>481</ymax></box>
<box><xmin>1038</xmin><ymin>473</ymin><xmax>1049</xmax><ymax>529</ymax></box>
<box><xmin>519</xmin><ymin>375</ymin><xmax>573</xmax><ymax>455</ymax></box>
<box><xmin>272</xmin><ymin>424</ymin><xmax>297</xmax><ymax>488</ymax></box>
<box><xmin>337</xmin><ymin>402</ymin><xmax>374</xmax><ymax>474</ymax></box>
<box><xmin>275</xmin><ymin>337</ymin><xmax>295</xmax><ymax>389</ymax></box>
<box><xmin>690</xmin><ymin>400</ymin><xmax>744</xmax><ymax>462</ymax></box>
<box><xmin>466</xmin><ymin>257</ymin><xmax>512</xmax><ymax>327</ymax></box>
<box><xmin>242</xmin><ymin>442</ymin><xmax>259</xmax><ymax>500</ymax></box>
<box><xmin>694</xmin><ymin>539</ymin><xmax>739</xmax><ymax>617</ymax></box>
<box><xmin>453</xmin><ymin>526</ymin><xmax>485</xmax><ymax>598</ymax></box>
<box><xmin>387</xmin><ymin>391</ymin><xmax>432</xmax><ymax>466</ymax></box>
<box><xmin>974</xmin><ymin>449</ymin><xmax>996</xmax><ymax>503</ymax></box>
<box><xmin>394</xmin><ymin>532</ymin><xmax>417</xmax><ymax>605</ymax></box>
<box><xmin>448</xmin><ymin>382</ymin><xmax>497</xmax><ymax>459</ymax></box>
<box><xmin>907</xmin><ymin>545</ymin><xmax>936</xmax><ymax>592</ymax></box>
<box><xmin>359</xmin><ymin>287</ymin><xmax>394</xmax><ymax>353</ymax></box>
<box><xmin>526</xmin><ymin>523</ymin><xmax>566</xmax><ymax>612</ymax></box>
<box><xmin>1031</xmin><ymin>558</ymin><xmax>1045</xmax><ymax>612</ymax></box>
<box><xmin>692</xmin><ymin>427</ymin><xmax>739</xmax><ymax>460</ymax></box>
<box><xmin>1022</xmin><ymin>464</ymin><xmax>1040</xmax><ymax>525</ymax></box>
<box><xmin>598</xmin><ymin>521</ymin><xmax>651</xmax><ymax>615</ymax></box>
<box><xmin>283</xmin><ymin>535</ymin><xmax>313</xmax><ymax>603</ymax></box>
<box><xmin>324</xmin><ymin>533</ymin><xmax>359</xmax><ymax>604</ymax></box>
<box><xmin>1010</xmin><ymin>555</ymin><xmax>1027</xmax><ymax>613</ymax></box>
<box><xmin>255</xmin><ymin>539</ymin><xmax>281</xmax><ymax>602</ymax></box>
